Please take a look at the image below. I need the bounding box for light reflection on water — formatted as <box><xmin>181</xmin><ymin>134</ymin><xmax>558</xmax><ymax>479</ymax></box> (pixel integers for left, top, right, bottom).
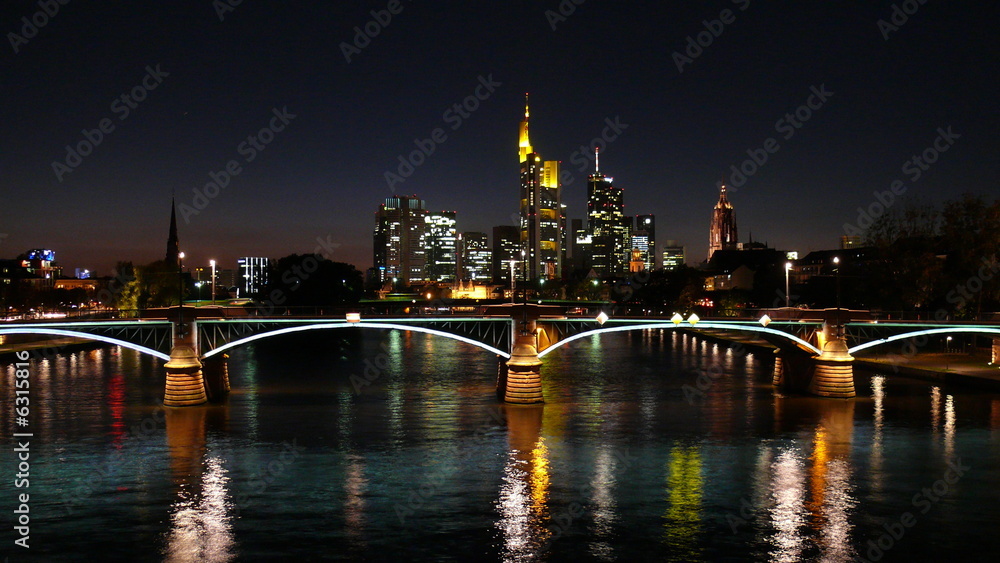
<box><xmin>164</xmin><ymin>408</ymin><xmax>234</xmax><ymax>563</ymax></box>
<box><xmin>1</xmin><ymin>329</ymin><xmax>999</xmax><ymax>560</ymax></box>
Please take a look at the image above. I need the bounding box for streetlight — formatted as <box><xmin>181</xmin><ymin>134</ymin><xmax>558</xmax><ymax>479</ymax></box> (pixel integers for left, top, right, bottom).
<box><xmin>832</xmin><ymin>256</ymin><xmax>841</xmax><ymax>331</ymax></box>
<box><xmin>210</xmin><ymin>259</ymin><xmax>216</xmax><ymax>306</ymax></box>
<box><xmin>178</xmin><ymin>251</ymin><xmax>185</xmax><ymax>334</ymax></box>
<box><xmin>785</xmin><ymin>262</ymin><xmax>792</xmax><ymax>308</ymax></box>
<box><xmin>509</xmin><ymin>260</ymin><xmax>516</xmax><ymax>304</ymax></box>
<box><xmin>832</xmin><ymin>257</ymin><xmax>841</xmax><ymax>310</ymax></box>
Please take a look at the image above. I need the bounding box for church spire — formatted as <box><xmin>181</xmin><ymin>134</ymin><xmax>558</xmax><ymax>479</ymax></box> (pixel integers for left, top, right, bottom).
<box><xmin>166</xmin><ymin>196</ymin><xmax>180</xmax><ymax>267</ymax></box>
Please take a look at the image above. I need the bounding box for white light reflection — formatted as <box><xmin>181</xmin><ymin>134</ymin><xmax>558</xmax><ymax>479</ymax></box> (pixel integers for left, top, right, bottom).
<box><xmin>496</xmin><ymin>450</ymin><xmax>535</xmax><ymax>561</ymax></box>
<box><xmin>870</xmin><ymin>376</ymin><xmax>885</xmax><ymax>496</ymax></box>
<box><xmin>495</xmin><ymin>432</ymin><xmax>551</xmax><ymax>563</ymax></box>
<box><xmin>588</xmin><ymin>445</ymin><xmax>619</xmax><ymax>560</ymax></box>
<box><xmin>165</xmin><ymin>456</ymin><xmax>235</xmax><ymax>563</ymax></box>
<box><xmin>344</xmin><ymin>454</ymin><xmax>368</xmax><ymax>548</ymax></box>
<box><xmin>944</xmin><ymin>395</ymin><xmax>955</xmax><ymax>459</ymax></box>
<box><xmin>930</xmin><ymin>386</ymin><xmax>941</xmax><ymax>434</ymax></box>
<box><xmin>768</xmin><ymin>449</ymin><xmax>807</xmax><ymax>563</ymax></box>
<box><xmin>818</xmin><ymin>459</ymin><xmax>855</xmax><ymax>563</ymax></box>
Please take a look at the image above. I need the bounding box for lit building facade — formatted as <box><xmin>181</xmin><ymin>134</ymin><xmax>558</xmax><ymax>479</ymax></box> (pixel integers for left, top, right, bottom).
<box><xmin>374</xmin><ymin>195</ymin><xmax>428</xmax><ymax>284</ymax></box>
<box><xmin>492</xmin><ymin>225</ymin><xmax>520</xmax><ymax>284</ymax></box>
<box><xmin>662</xmin><ymin>240</ymin><xmax>685</xmax><ymax>270</ymax></box>
<box><xmin>635</xmin><ymin>214</ymin><xmax>655</xmax><ymax>270</ymax></box>
<box><xmin>709</xmin><ymin>182</ymin><xmax>738</xmax><ymax>260</ymax></box>
<box><xmin>238</xmin><ymin>257</ymin><xmax>271</xmax><ymax>297</ymax></box>
<box><xmin>459</xmin><ymin>232</ymin><xmax>492</xmax><ymax>281</ymax></box>
<box><xmin>518</xmin><ymin>96</ymin><xmax>562</xmax><ymax>280</ymax></box>
<box><xmin>425</xmin><ymin>211</ymin><xmax>458</xmax><ymax>282</ymax></box>
<box><xmin>587</xmin><ymin>153</ymin><xmax>629</xmax><ymax>277</ymax></box>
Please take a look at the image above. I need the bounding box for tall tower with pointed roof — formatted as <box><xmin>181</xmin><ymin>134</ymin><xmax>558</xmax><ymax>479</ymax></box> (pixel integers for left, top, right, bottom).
<box><xmin>709</xmin><ymin>181</ymin><xmax>738</xmax><ymax>260</ymax></box>
<box><xmin>518</xmin><ymin>94</ymin><xmax>562</xmax><ymax>280</ymax></box>
<box><xmin>166</xmin><ymin>197</ymin><xmax>180</xmax><ymax>268</ymax></box>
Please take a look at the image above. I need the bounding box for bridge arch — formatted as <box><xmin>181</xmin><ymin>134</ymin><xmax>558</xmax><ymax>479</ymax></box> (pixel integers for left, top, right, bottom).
<box><xmin>848</xmin><ymin>327</ymin><xmax>1000</xmax><ymax>355</ymax></box>
<box><xmin>202</xmin><ymin>322</ymin><xmax>511</xmax><ymax>359</ymax></box>
<box><xmin>536</xmin><ymin>322</ymin><xmax>822</xmax><ymax>358</ymax></box>
<box><xmin>0</xmin><ymin>327</ymin><xmax>171</xmax><ymax>361</ymax></box>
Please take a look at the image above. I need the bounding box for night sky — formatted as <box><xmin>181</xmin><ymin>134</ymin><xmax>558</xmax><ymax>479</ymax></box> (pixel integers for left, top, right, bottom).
<box><xmin>1</xmin><ymin>1</ymin><xmax>996</xmax><ymax>276</ymax></box>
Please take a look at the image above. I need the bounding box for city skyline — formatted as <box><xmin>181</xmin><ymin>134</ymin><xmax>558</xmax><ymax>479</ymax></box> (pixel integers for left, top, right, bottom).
<box><xmin>1</xmin><ymin>2</ymin><xmax>996</xmax><ymax>276</ymax></box>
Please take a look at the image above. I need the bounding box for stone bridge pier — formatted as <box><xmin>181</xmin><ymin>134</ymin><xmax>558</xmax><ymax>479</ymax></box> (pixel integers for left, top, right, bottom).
<box><xmin>490</xmin><ymin>304</ymin><xmax>552</xmax><ymax>404</ymax></box>
<box><xmin>163</xmin><ymin>307</ymin><xmax>229</xmax><ymax>407</ymax></box>
<box><xmin>772</xmin><ymin>321</ymin><xmax>855</xmax><ymax>398</ymax></box>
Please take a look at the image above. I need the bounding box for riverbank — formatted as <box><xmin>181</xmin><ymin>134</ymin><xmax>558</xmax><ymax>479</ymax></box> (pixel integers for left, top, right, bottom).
<box><xmin>685</xmin><ymin>327</ymin><xmax>1000</xmax><ymax>392</ymax></box>
<box><xmin>854</xmin><ymin>352</ymin><xmax>1000</xmax><ymax>392</ymax></box>
<box><xmin>0</xmin><ymin>335</ymin><xmax>104</xmax><ymax>359</ymax></box>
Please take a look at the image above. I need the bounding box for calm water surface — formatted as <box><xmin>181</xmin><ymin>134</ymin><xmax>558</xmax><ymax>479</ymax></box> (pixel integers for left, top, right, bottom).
<box><xmin>2</xmin><ymin>329</ymin><xmax>1000</xmax><ymax>562</ymax></box>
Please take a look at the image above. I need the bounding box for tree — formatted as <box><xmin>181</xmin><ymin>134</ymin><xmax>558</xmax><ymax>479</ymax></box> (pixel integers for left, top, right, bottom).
<box><xmin>259</xmin><ymin>254</ymin><xmax>363</xmax><ymax>310</ymax></box>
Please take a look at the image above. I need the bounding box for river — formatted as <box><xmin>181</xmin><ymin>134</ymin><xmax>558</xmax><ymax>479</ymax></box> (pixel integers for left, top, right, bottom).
<box><xmin>2</xmin><ymin>329</ymin><xmax>998</xmax><ymax>561</ymax></box>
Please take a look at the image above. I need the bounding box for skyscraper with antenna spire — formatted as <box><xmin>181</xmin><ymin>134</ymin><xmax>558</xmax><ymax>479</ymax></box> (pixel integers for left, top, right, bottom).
<box><xmin>518</xmin><ymin>94</ymin><xmax>562</xmax><ymax>280</ymax></box>
<box><xmin>587</xmin><ymin>147</ymin><xmax>629</xmax><ymax>276</ymax></box>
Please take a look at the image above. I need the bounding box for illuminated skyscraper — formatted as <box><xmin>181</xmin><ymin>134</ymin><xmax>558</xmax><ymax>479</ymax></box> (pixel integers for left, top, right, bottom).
<box><xmin>425</xmin><ymin>211</ymin><xmax>458</xmax><ymax>282</ymax></box>
<box><xmin>238</xmin><ymin>257</ymin><xmax>271</xmax><ymax>297</ymax></box>
<box><xmin>635</xmin><ymin>214</ymin><xmax>655</xmax><ymax>270</ymax></box>
<box><xmin>662</xmin><ymin>241</ymin><xmax>685</xmax><ymax>270</ymax></box>
<box><xmin>518</xmin><ymin>95</ymin><xmax>562</xmax><ymax>280</ymax></box>
<box><xmin>709</xmin><ymin>182</ymin><xmax>738</xmax><ymax>260</ymax></box>
<box><xmin>587</xmin><ymin>150</ymin><xmax>629</xmax><ymax>276</ymax></box>
<box><xmin>374</xmin><ymin>195</ymin><xmax>427</xmax><ymax>284</ymax></box>
<box><xmin>459</xmin><ymin>232</ymin><xmax>492</xmax><ymax>281</ymax></box>
<box><xmin>492</xmin><ymin>225</ymin><xmax>520</xmax><ymax>284</ymax></box>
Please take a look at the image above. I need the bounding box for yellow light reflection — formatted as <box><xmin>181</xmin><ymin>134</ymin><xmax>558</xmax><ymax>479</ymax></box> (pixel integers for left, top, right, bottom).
<box><xmin>529</xmin><ymin>437</ymin><xmax>550</xmax><ymax>512</ymax></box>
<box><xmin>662</xmin><ymin>445</ymin><xmax>703</xmax><ymax>560</ymax></box>
<box><xmin>164</xmin><ymin>407</ymin><xmax>234</xmax><ymax>563</ymax></box>
<box><xmin>496</xmin><ymin>406</ymin><xmax>550</xmax><ymax>560</ymax></box>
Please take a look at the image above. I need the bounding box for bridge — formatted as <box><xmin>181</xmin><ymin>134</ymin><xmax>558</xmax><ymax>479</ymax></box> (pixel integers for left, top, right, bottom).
<box><xmin>3</xmin><ymin>305</ymin><xmax>999</xmax><ymax>406</ymax></box>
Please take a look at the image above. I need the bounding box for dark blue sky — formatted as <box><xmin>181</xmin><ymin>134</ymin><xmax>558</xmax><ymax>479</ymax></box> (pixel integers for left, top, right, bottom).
<box><xmin>1</xmin><ymin>1</ymin><xmax>996</xmax><ymax>275</ymax></box>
